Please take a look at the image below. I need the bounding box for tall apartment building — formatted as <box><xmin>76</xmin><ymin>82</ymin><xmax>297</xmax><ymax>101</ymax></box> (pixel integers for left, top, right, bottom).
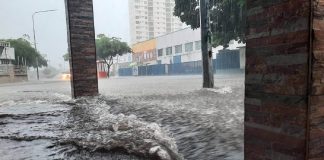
<box><xmin>128</xmin><ymin>0</ymin><xmax>184</xmax><ymax>44</ymax></box>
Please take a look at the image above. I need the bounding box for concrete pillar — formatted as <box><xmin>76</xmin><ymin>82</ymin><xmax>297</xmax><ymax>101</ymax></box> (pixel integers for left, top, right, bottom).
<box><xmin>245</xmin><ymin>0</ymin><xmax>324</xmax><ymax>159</ymax></box>
<box><xmin>65</xmin><ymin>0</ymin><xmax>98</xmax><ymax>98</ymax></box>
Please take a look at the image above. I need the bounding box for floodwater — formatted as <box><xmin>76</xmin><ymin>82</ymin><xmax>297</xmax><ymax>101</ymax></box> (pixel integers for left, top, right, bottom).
<box><xmin>0</xmin><ymin>75</ymin><xmax>244</xmax><ymax>160</ymax></box>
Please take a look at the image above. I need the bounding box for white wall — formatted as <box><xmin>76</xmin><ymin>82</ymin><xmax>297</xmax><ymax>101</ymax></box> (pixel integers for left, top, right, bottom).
<box><xmin>115</xmin><ymin>53</ymin><xmax>132</xmax><ymax>64</ymax></box>
<box><xmin>156</xmin><ymin>28</ymin><xmax>201</xmax><ymax>64</ymax></box>
<box><xmin>152</xmin><ymin>27</ymin><xmax>246</xmax><ymax>65</ymax></box>
<box><xmin>0</xmin><ymin>47</ymin><xmax>15</xmax><ymax>60</ymax></box>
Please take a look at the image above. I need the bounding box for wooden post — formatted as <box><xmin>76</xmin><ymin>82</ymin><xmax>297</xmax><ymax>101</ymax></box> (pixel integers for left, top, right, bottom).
<box><xmin>200</xmin><ymin>0</ymin><xmax>214</xmax><ymax>88</ymax></box>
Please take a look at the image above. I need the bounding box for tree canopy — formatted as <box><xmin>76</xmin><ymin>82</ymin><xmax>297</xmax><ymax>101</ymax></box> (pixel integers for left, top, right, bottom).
<box><xmin>63</xmin><ymin>52</ymin><xmax>69</xmax><ymax>62</ymax></box>
<box><xmin>174</xmin><ymin>0</ymin><xmax>246</xmax><ymax>47</ymax></box>
<box><xmin>61</xmin><ymin>34</ymin><xmax>131</xmax><ymax>77</ymax></box>
<box><xmin>96</xmin><ymin>34</ymin><xmax>131</xmax><ymax>77</ymax></box>
<box><xmin>6</xmin><ymin>38</ymin><xmax>47</xmax><ymax>68</ymax></box>
<box><xmin>96</xmin><ymin>34</ymin><xmax>131</xmax><ymax>61</ymax></box>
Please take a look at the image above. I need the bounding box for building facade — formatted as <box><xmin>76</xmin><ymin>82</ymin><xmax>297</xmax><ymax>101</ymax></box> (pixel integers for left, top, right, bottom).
<box><xmin>111</xmin><ymin>53</ymin><xmax>133</xmax><ymax>76</ymax></box>
<box><xmin>117</xmin><ymin>28</ymin><xmax>246</xmax><ymax>76</ymax></box>
<box><xmin>132</xmin><ymin>39</ymin><xmax>157</xmax><ymax>65</ymax></box>
<box><xmin>156</xmin><ymin>28</ymin><xmax>202</xmax><ymax>64</ymax></box>
<box><xmin>0</xmin><ymin>42</ymin><xmax>15</xmax><ymax>65</ymax></box>
<box><xmin>0</xmin><ymin>42</ymin><xmax>27</xmax><ymax>83</ymax></box>
<box><xmin>129</xmin><ymin>27</ymin><xmax>246</xmax><ymax>66</ymax></box>
<box><xmin>128</xmin><ymin>0</ymin><xmax>184</xmax><ymax>44</ymax></box>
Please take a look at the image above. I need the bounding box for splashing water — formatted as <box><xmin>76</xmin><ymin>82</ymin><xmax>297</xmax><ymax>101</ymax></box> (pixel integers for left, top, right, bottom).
<box><xmin>0</xmin><ymin>76</ymin><xmax>244</xmax><ymax>160</ymax></box>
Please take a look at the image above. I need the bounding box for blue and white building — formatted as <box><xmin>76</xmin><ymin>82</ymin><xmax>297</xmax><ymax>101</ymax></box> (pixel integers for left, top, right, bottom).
<box><xmin>0</xmin><ymin>41</ymin><xmax>27</xmax><ymax>83</ymax></box>
<box><xmin>155</xmin><ymin>27</ymin><xmax>245</xmax><ymax>65</ymax></box>
<box><xmin>156</xmin><ymin>28</ymin><xmax>202</xmax><ymax>64</ymax></box>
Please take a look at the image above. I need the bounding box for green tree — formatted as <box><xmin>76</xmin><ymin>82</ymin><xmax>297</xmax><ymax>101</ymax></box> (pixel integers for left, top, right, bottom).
<box><xmin>63</xmin><ymin>53</ymin><xmax>69</xmax><ymax>62</ymax></box>
<box><xmin>174</xmin><ymin>0</ymin><xmax>246</xmax><ymax>47</ymax></box>
<box><xmin>96</xmin><ymin>34</ymin><xmax>131</xmax><ymax>77</ymax></box>
<box><xmin>6</xmin><ymin>38</ymin><xmax>47</xmax><ymax>68</ymax></box>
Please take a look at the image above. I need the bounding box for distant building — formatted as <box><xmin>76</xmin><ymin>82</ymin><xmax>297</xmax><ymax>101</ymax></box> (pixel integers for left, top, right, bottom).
<box><xmin>156</xmin><ymin>28</ymin><xmax>202</xmax><ymax>64</ymax></box>
<box><xmin>0</xmin><ymin>42</ymin><xmax>15</xmax><ymax>65</ymax></box>
<box><xmin>111</xmin><ymin>53</ymin><xmax>133</xmax><ymax>76</ymax></box>
<box><xmin>115</xmin><ymin>53</ymin><xmax>133</xmax><ymax>68</ymax></box>
<box><xmin>128</xmin><ymin>0</ymin><xmax>184</xmax><ymax>44</ymax></box>
<box><xmin>132</xmin><ymin>39</ymin><xmax>157</xmax><ymax>65</ymax></box>
<box><xmin>0</xmin><ymin>42</ymin><xmax>27</xmax><ymax>83</ymax></box>
<box><xmin>128</xmin><ymin>27</ymin><xmax>245</xmax><ymax>66</ymax></box>
<box><xmin>114</xmin><ymin>27</ymin><xmax>246</xmax><ymax>76</ymax></box>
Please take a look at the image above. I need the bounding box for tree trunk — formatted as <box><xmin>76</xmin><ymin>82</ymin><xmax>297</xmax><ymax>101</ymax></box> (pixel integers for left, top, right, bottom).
<box><xmin>107</xmin><ymin>65</ymin><xmax>111</xmax><ymax>78</ymax></box>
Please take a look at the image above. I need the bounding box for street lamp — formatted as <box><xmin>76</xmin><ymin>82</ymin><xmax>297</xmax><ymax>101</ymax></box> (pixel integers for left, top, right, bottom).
<box><xmin>32</xmin><ymin>9</ymin><xmax>57</xmax><ymax>80</ymax></box>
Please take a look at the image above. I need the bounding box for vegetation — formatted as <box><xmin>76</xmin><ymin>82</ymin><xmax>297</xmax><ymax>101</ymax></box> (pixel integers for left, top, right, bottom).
<box><xmin>5</xmin><ymin>38</ymin><xmax>47</xmax><ymax>68</ymax></box>
<box><xmin>63</xmin><ymin>52</ymin><xmax>69</xmax><ymax>62</ymax></box>
<box><xmin>174</xmin><ymin>0</ymin><xmax>246</xmax><ymax>47</ymax></box>
<box><xmin>96</xmin><ymin>34</ymin><xmax>131</xmax><ymax>77</ymax></box>
<box><xmin>61</xmin><ymin>35</ymin><xmax>131</xmax><ymax>77</ymax></box>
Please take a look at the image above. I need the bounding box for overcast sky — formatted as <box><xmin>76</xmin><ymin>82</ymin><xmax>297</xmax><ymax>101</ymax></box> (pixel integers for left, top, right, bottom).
<box><xmin>0</xmin><ymin>0</ymin><xmax>130</xmax><ymax>68</ymax></box>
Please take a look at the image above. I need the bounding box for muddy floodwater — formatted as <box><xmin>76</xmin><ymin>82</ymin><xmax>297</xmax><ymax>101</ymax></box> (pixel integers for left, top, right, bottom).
<box><xmin>0</xmin><ymin>75</ymin><xmax>244</xmax><ymax>160</ymax></box>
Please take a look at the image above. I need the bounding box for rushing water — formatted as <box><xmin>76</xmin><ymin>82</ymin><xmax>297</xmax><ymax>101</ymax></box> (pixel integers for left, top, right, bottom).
<box><xmin>0</xmin><ymin>75</ymin><xmax>244</xmax><ymax>160</ymax></box>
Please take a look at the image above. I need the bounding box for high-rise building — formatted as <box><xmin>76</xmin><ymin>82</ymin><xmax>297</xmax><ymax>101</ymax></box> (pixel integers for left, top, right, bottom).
<box><xmin>128</xmin><ymin>0</ymin><xmax>184</xmax><ymax>44</ymax></box>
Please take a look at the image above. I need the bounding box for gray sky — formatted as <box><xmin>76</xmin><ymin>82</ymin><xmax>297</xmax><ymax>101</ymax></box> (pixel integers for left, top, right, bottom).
<box><xmin>0</xmin><ymin>0</ymin><xmax>130</xmax><ymax>68</ymax></box>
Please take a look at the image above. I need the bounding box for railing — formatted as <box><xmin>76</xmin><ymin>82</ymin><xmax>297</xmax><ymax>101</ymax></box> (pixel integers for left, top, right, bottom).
<box><xmin>0</xmin><ymin>42</ymin><xmax>10</xmax><ymax>47</ymax></box>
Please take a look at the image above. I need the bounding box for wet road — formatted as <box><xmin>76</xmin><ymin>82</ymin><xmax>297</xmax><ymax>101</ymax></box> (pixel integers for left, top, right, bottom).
<box><xmin>0</xmin><ymin>75</ymin><xmax>244</xmax><ymax>160</ymax></box>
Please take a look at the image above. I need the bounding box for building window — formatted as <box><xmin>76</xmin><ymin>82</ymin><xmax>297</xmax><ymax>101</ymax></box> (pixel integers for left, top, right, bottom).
<box><xmin>195</xmin><ymin>41</ymin><xmax>201</xmax><ymax>50</ymax></box>
<box><xmin>166</xmin><ymin>47</ymin><xmax>172</xmax><ymax>55</ymax></box>
<box><xmin>158</xmin><ymin>49</ymin><xmax>163</xmax><ymax>57</ymax></box>
<box><xmin>175</xmin><ymin>45</ymin><xmax>182</xmax><ymax>54</ymax></box>
<box><xmin>185</xmin><ymin>42</ymin><xmax>194</xmax><ymax>52</ymax></box>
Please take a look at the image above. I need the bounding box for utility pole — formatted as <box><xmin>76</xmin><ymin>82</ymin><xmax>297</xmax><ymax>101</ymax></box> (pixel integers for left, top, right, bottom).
<box><xmin>200</xmin><ymin>0</ymin><xmax>214</xmax><ymax>88</ymax></box>
<box><xmin>32</xmin><ymin>9</ymin><xmax>57</xmax><ymax>80</ymax></box>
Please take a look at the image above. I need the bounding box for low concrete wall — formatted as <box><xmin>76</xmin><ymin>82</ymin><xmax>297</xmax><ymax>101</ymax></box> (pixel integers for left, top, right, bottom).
<box><xmin>0</xmin><ymin>74</ymin><xmax>28</xmax><ymax>84</ymax></box>
<box><xmin>0</xmin><ymin>65</ymin><xmax>28</xmax><ymax>84</ymax></box>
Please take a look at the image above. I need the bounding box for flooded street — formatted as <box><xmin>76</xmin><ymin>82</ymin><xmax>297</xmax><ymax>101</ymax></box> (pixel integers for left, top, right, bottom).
<box><xmin>0</xmin><ymin>75</ymin><xmax>244</xmax><ymax>160</ymax></box>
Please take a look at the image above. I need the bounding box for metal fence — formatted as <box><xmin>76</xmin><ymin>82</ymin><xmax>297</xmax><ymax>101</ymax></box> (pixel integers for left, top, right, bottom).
<box><xmin>214</xmin><ymin>49</ymin><xmax>240</xmax><ymax>70</ymax></box>
<box><xmin>168</xmin><ymin>61</ymin><xmax>202</xmax><ymax>75</ymax></box>
<box><xmin>119</xmin><ymin>68</ymin><xmax>133</xmax><ymax>76</ymax></box>
<box><xmin>118</xmin><ymin>49</ymin><xmax>243</xmax><ymax>76</ymax></box>
<box><xmin>138</xmin><ymin>64</ymin><xmax>166</xmax><ymax>76</ymax></box>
